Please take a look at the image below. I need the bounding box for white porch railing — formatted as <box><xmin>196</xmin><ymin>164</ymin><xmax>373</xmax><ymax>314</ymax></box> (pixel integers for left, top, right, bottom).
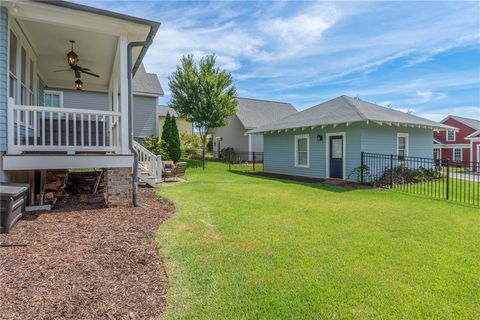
<box><xmin>7</xmin><ymin>98</ymin><xmax>122</xmax><ymax>155</ymax></box>
<box><xmin>133</xmin><ymin>140</ymin><xmax>162</xmax><ymax>184</ymax></box>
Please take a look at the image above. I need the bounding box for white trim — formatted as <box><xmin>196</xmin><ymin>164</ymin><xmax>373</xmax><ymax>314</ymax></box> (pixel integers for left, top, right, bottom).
<box><xmin>248</xmin><ymin>134</ymin><xmax>252</xmax><ymax>161</ymax></box>
<box><xmin>477</xmin><ymin>144</ymin><xmax>480</xmax><ymax>163</ymax></box>
<box><xmin>397</xmin><ymin>132</ymin><xmax>409</xmax><ymax>157</ymax></box>
<box><xmin>4</xmin><ymin>0</ymin><xmax>149</xmax><ymax>37</ymax></box>
<box><xmin>294</xmin><ymin>134</ymin><xmax>310</xmax><ymax>168</ymax></box>
<box><xmin>453</xmin><ymin>147</ymin><xmax>462</xmax><ymax>162</ymax></box>
<box><xmin>8</xmin><ymin>21</ymin><xmax>38</xmax><ymax>107</ymax></box>
<box><xmin>43</xmin><ymin>90</ymin><xmax>64</xmax><ymax>108</ymax></box>
<box><xmin>325</xmin><ymin>132</ymin><xmax>347</xmax><ymax>180</ymax></box>
<box><xmin>446</xmin><ymin>129</ymin><xmax>456</xmax><ymax>142</ymax></box>
<box><xmin>119</xmin><ymin>34</ymin><xmax>129</xmax><ymax>154</ymax></box>
<box><xmin>2</xmin><ymin>155</ymin><xmax>133</xmax><ymax>170</ymax></box>
<box><xmin>465</xmin><ymin>129</ymin><xmax>480</xmax><ymax>139</ymax></box>
<box><xmin>433</xmin><ymin>143</ymin><xmax>470</xmax><ymax>149</ymax></box>
<box><xmin>471</xmin><ymin>140</ymin><xmax>474</xmax><ymax>162</ymax></box>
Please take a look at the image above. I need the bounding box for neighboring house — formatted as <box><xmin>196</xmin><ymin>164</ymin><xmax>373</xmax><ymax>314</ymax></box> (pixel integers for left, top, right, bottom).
<box><xmin>212</xmin><ymin>97</ymin><xmax>297</xmax><ymax>157</ymax></box>
<box><xmin>247</xmin><ymin>95</ymin><xmax>452</xmax><ymax>181</ymax></box>
<box><xmin>157</xmin><ymin>105</ymin><xmax>193</xmax><ymax>137</ymax></box>
<box><xmin>433</xmin><ymin>115</ymin><xmax>480</xmax><ymax>163</ymax></box>
<box><xmin>0</xmin><ymin>0</ymin><xmax>161</xmax><ymax>205</ymax></box>
<box><xmin>44</xmin><ymin>63</ymin><xmax>163</xmax><ymax>142</ymax></box>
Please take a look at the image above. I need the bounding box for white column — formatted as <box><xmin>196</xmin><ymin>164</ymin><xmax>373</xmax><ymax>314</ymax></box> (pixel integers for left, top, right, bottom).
<box><xmin>119</xmin><ymin>34</ymin><xmax>130</xmax><ymax>154</ymax></box>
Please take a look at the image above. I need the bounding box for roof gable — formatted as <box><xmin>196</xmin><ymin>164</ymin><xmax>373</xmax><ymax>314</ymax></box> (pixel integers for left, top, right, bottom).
<box><xmin>133</xmin><ymin>64</ymin><xmax>163</xmax><ymax>96</ymax></box>
<box><xmin>158</xmin><ymin>105</ymin><xmax>179</xmax><ymax>117</ymax></box>
<box><xmin>235</xmin><ymin>98</ymin><xmax>297</xmax><ymax>129</ymax></box>
<box><xmin>441</xmin><ymin>115</ymin><xmax>480</xmax><ymax>131</ymax></box>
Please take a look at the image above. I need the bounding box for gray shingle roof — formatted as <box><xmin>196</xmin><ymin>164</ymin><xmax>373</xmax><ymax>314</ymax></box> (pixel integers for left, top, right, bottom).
<box><xmin>133</xmin><ymin>64</ymin><xmax>163</xmax><ymax>96</ymax></box>
<box><xmin>444</xmin><ymin>115</ymin><xmax>480</xmax><ymax>130</ymax></box>
<box><xmin>248</xmin><ymin>95</ymin><xmax>453</xmax><ymax>133</ymax></box>
<box><xmin>236</xmin><ymin>97</ymin><xmax>297</xmax><ymax>129</ymax></box>
<box><xmin>158</xmin><ymin>105</ymin><xmax>179</xmax><ymax>117</ymax></box>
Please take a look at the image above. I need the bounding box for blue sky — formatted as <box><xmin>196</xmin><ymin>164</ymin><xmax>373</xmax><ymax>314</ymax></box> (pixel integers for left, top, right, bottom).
<box><xmin>76</xmin><ymin>0</ymin><xmax>480</xmax><ymax>121</ymax></box>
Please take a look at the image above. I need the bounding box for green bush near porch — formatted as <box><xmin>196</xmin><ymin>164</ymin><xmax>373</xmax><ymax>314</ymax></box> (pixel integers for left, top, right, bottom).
<box><xmin>156</xmin><ymin>161</ymin><xmax>479</xmax><ymax>320</ymax></box>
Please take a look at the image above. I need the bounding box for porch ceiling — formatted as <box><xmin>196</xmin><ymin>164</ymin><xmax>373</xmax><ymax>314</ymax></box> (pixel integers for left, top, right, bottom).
<box><xmin>20</xmin><ymin>19</ymin><xmax>117</xmax><ymax>92</ymax></box>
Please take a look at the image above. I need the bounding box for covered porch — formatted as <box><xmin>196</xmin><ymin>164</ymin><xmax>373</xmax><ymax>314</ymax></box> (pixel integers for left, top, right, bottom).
<box><xmin>2</xmin><ymin>0</ymin><xmax>157</xmax><ymax>169</ymax></box>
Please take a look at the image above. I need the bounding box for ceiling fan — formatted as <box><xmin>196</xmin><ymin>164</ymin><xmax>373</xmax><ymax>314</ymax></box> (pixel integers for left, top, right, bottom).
<box><xmin>53</xmin><ymin>40</ymin><xmax>100</xmax><ymax>90</ymax></box>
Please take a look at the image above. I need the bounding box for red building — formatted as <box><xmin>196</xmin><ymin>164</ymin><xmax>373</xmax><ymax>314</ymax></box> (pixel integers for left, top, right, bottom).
<box><xmin>434</xmin><ymin>115</ymin><xmax>480</xmax><ymax>163</ymax></box>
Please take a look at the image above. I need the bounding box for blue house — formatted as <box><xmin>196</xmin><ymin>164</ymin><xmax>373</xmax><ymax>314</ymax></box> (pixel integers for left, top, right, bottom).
<box><xmin>248</xmin><ymin>96</ymin><xmax>452</xmax><ymax>181</ymax></box>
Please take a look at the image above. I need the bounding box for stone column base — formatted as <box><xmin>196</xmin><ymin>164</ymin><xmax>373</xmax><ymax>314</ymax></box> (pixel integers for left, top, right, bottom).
<box><xmin>104</xmin><ymin>167</ymin><xmax>133</xmax><ymax>207</ymax></box>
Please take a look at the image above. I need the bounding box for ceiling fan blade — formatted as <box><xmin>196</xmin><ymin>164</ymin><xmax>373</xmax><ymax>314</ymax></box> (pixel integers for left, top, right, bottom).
<box><xmin>81</xmin><ymin>70</ymin><xmax>100</xmax><ymax>78</ymax></box>
<box><xmin>53</xmin><ymin>69</ymin><xmax>72</xmax><ymax>72</ymax></box>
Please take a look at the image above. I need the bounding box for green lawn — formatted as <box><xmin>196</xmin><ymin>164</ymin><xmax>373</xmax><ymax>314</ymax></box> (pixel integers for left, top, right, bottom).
<box><xmin>156</xmin><ymin>161</ymin><xmax>480</xmax><ymax>320</ymax></box>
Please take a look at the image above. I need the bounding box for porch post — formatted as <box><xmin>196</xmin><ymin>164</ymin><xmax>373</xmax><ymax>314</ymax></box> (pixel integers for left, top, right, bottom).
<box><xmin>119</xmin><ymin>34</ymin><xmax>130</xmax><ymax>154</ymax></box>
<box><xmin>7</xmin><ymin>98</ymin><xmax>16</xmax><ymax>154</ymax></box>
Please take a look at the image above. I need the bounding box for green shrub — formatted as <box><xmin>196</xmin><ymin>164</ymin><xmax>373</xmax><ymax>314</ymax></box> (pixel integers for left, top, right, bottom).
<box><xmin>142</xmin><ymin>136</ymin><xmax>170</xmax><ymax>160</ymax></box>
<box><xmin>181</xmin><ymin>132</ymin><xmax>202</xmax><ymax>158</ymax></box>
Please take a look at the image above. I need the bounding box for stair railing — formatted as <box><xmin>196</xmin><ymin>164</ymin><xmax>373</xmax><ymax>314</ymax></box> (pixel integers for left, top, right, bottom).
<box><xmin>132</xmin><ymin>140</ymin><xmax>162</xmax><ymax>184</ymax></box>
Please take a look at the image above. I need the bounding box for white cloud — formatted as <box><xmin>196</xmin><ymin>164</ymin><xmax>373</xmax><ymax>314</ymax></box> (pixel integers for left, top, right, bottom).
<box><xmin>414</xmin><ymin>91</ymin><xmax>447</xmax><ymax>103</ymax></box>
<box><xmin>416</xmin><ymin>91</ymin><xmax>433</xmax><ymax>102</ymax></box>
<box><xmin>267</xmin><ymin>5</ymin><xmax>340</xmax><ymax>45</ymax></box>
<box><xmin>74</xmin><ymin>0</ymin><xmax>480</xmax><ymax>115</ymax></box>
<box><xmin>416</xmin><ymin>106</ymin><xmax>480</xmax><ymax>122</ymax></box>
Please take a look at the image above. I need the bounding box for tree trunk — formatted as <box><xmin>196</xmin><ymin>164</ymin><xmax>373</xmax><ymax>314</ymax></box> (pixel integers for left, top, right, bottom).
<box><xmin>201</xmin><ymin>137</ymin><xmax>206</xmax><ymax>171</ymax></box>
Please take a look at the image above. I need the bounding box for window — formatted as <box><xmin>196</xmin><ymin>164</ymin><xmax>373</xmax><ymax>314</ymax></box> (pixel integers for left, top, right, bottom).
<box><xmin>295</xmin><ymin>134</ymin><xmax>309</xmax><ymax>167</ymax></box>
<box><xmin>8</xmin><ymin>22</ymin><xmax>37</xmax><ymax>107</ymax></box>
<box><xmin>29</xmin><ymin>59</ymin><xmax>35</xmax><ymax>105</ymax></box>
<box><xmin>453</xmin><ymin>148</ymin><xmax>462</xmax><ymax>162</ymax></box>
<box><xmin>433</xmin><ymin>149</ymin><xmax>439</xmax><ymax>161</ymax></box>
<box><xmin>20</xmin><ymin>47</ymin><xmax>27</xmax><ymax>105</ymax></box>
<box><xmin>446</xmin><ymin>130</ymin><xmax>455</xmax><ymax>142</ymax></box>
<box><xmin>397</xmin><ymin>133</ymin><xmax>409</xmax><ymax>158</ymax></box>
<box><xmin>44</xmin><ymin>91</ymin><xmax>63</xmax><ymax>108</ymax></box>
<box><xmin>8</xmin><ymin>31</ymin><xmax>17</xmax><ymax>100</ymax></box>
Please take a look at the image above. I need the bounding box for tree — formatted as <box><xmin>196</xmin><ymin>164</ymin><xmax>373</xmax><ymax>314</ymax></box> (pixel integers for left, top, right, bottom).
<box><xmin>161</xmin><ymin>113</ymin><xmax>172</xmax><ymax>144</ymax></box>
<box><xmin>168</xmin><ymin>116</ymin><xmax>182</xmax><ymax>162</ymax></box>
<box><xmin>169</xmin><ymin>54</ymin><xmax>237</xmax><ymax>169</ymax></box>
<box><xmin>160</xmin><ymin>112</ymin><xmax>181</xmax><ymax>162</ymax></box>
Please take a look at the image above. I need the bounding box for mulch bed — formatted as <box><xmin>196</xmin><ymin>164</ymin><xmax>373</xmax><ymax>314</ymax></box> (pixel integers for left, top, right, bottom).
<box><xmin>245</xmin><ymin>171</ymin><xmax>372</xmax><ymax>189</ymax></box>
<box><xmin>0</xmin><ymin>187</ymin><xmax>174</xmax><ymax>320</ymax></box>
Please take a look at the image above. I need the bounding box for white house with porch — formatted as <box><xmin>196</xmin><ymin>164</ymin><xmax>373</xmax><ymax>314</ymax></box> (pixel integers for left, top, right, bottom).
<box><xmin>0</xmin><ymin>0</ymin><xmax>162</xmax><ymax>206</ymax></box>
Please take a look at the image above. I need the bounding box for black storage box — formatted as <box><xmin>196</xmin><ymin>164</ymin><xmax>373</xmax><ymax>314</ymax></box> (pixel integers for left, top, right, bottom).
<box><xmin>1</xmin><ymin>183</ymin><xmax>30</xmax><ymax>234</ymax></box>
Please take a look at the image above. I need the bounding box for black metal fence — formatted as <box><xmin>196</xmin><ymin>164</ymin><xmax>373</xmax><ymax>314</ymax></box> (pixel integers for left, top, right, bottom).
<box><xmin>186</xmin><ymin>152</ymin><xmax>264</xmax><ymax>173</ymax></box>
<box><xmin>360</xmin><ymin>152</ymin><xmax>480</xmax><ymax>206</ymax></box>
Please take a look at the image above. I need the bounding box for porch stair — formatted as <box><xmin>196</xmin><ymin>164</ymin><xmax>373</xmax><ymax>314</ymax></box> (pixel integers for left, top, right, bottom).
<box><xmin>133</xmin><ymin>141</ymin><xmax>162</xmax><ymax>188</ymax></box>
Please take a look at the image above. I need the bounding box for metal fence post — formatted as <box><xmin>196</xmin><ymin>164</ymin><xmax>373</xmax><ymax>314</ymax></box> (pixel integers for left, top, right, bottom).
<box><xmin>228</xmin><ymin>153</ymin><xmax>231</xmax><ymax>171</ymax></box>
<box><xmin>253</xmin><ymin>152</ymin><xmax>256</xmax><ymax>172</ymax></box>
<box><xmin>446</xmin><ymin>160</ymin><xmax>450</xmax><ymax>200</ymax></box>
<box><xmin>390</xmin><ymin>154</ymin><xmax>394</xmax><ymax>188</ymax></box>
<box><xmin>360</xmin><ymin>152</ymin><xmax>364</xmax><ymax>184</ymax></box>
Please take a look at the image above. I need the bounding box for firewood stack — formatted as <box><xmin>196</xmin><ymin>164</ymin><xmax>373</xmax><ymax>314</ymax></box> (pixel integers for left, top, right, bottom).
<box><xmin>37</xmin><ymin>170</ymin><xmax>69</xmax><ymax>205</ymax></box>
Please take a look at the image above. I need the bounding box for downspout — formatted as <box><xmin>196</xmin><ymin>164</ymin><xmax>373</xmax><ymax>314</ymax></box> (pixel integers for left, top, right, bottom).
<box><xmin>127</xmin><ymin>41</ymin><xmax>149</xmax><ymax>207</ymax></box>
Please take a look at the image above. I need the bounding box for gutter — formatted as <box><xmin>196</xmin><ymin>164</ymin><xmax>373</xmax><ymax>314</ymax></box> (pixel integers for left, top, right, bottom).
<box><xmin>127</xmin><ymin>42</ymin><xmax>151</xmax><ymax>207</ymax></box>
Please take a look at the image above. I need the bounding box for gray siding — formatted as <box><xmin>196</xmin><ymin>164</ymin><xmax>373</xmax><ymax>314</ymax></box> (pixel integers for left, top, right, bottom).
<box><xmin>250</xmin><ymin>134</ymin><xmax>263</xmax><ymax>153</ymax></box>
<box><xmin>52</xmin><ymin>88</ymin><xmax>109</xmax><ymax>111</ymax></box>
<box><xmin>263</xmin><ymin>122</ymin><xmax>435</xmax><ymax>181</ymax></box>
<box><xmin>0</xmin><ymin>7</ymin><xmax>8</xmax><ymax>152</ymax></box>
<box><xmin>132</xmin><ymin>95</ymin><xmax>157</xmax><ymax>137</ymax></box>
<box><xmin>52</xmin><ymin>88</ymin><xmax>157</xmax><ymax>138</ymax></box>
<box><xmin>213</xmin><ymin>115</ymin><xmax>248</xmax><ymax>154</ymax></box>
